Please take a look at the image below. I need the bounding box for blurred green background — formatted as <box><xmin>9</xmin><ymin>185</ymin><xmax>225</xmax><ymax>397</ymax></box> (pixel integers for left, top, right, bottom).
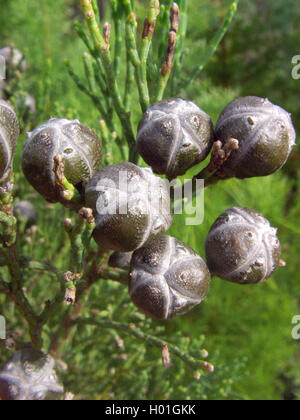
<box><xmin>0</xmin><ymin>0</ymin><xmax>299</xmax><ymax>400</ymax></box>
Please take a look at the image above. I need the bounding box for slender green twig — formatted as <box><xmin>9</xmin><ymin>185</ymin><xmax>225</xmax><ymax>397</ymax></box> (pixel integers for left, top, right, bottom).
<box><xmin>74</xmin><ymin>21</ymin><xmax>108</xmax><ymax>90</ymax></box>
<box><xmin>121</xmin><ymin>0</ymin><xmax>160</xmax><ymax>112</ymax></box>
<box><xmin>39</xmin><ymin>210</ymin><xmax>96</xmax><ymax>326</ymax></box>
<box><xmin>99</xmin><ymin>119</ymin><xmax>113</xmax><ymax>165</ymax></box>
<box><xmin>92</xmin><ymin>58</ymin><xmax>108</xmax><ymax>95</ymax></box>
<box><xmin>99</xmin><ymin>267</ymin><xmax>128</xmax><ymax>284</ymax></box>
<box><xmin>74</xmin><ymin>20</ymin><xmax>96</xmax><ymax>56</ymax></box>
<box><xmin>71</xmin><ymin>24</ymin><xmax>115</xmax><ymax>126</ymax></box>
<box><xmin>0</xmin><ymin>178</ymin><xmax>17</xmax><ymax>248</ymax></box>
<box><xmin>65</xmin><ymin>59</ymin><xmax>108</xmax><ymax>121</ymax></box>
<box><xmin>83</xmin><ymin>52</ymin><xmax>97</xmax><ymax>93</ymax></box>
<box><xmin>91</xmin><ymin>60</ymin><xmax>114</xmax><ymax>123</ymax></box>
<box><xmin>111</xmin><ymin>0</ymin><xmax>123</xmax><ymax>77</ymax></box>
<box><xmin>123</xmin><ymin>17</ymin><xmax>139</xmax><ymax>68</ymax></box>
<box><xmin>0</xmin><ymin>177</ymin><xmax>44</xmax><ymax>349</ymax></box>
<box><xmin>64</xmin><ymin>209</ymin><xmax>95</xmax><ymax>276</ymax></box>
<box><xmin>120</xmin><ymin>0</ymin><xmax>132</xmax><ymax>18</ymax></box>
<box><xmin>122</xmin><ymin>2</ymin><xmax>139</xmax><ymax>112</ymax></box>
<box><xmin>91</xmin><ymin>0</ymin><xmax>100</xmax><ymax>22</ymax></box>
<box><xmin>139</xmin><ymin>0</ymin><xmax>160</xmax><ymax>105</ymax></box>
<box><xmin>0</xmin><ymin>211</ymin><xmax>16</xmax><ymax>247</ymax></box>
<box><xmin>123</xmin><ymin>9</ymin><xmax>151</xmax><ymax>112</ymax></box>
<box><xmin>157</xmin><ymin>0</ymin><xmax>173</xmax><ymax>64</ymax></box>
<box><xmin>49</xmin><ymin>251</ymin><xmax>111</xmax><ymax>354</ymax></box>
<box><xmin>124</xmin><ymin>50</ymin><xmax>135</xmax><ymax>113</ymax></box>
<box><xmin>80</xmin><ymin>0</ymin><xmax>138</xmax><ymax>162</ymax></box>
<box><xmin>114</xmin><ymin>24</ymin><xmax>123</xmax><ymax>73</ymax></box>
<box><xmin>39</xmin><ymin>272</ymin><xmax>66</xmax><ymax>322</ymax></box>
<box><xmin>4</xmin><ymin>248</ymin><xmax>43</xmax><ymax>349</ymax></box>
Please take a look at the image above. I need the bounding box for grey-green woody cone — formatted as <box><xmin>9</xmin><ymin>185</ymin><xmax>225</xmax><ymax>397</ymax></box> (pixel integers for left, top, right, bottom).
<box><xmin>137</xmin><ymin>98</ymin><xmax>214</xmax><ymax>180</ymax></box>
<box><xmin>129</xmin><ymin>235</ymin><xmax>211</xmax><ymax>319</ymax></box>
<box><xmin>205</xmin><ymin>207</ymin><xmax>282</xmax><ymax>284</ymax></box>
<box><xmin>22</xmin><ymin>118</ymin><xmax>102</xmax><ymax>203</ymax></box>
<box><xmin>0</xmin><ymin>348</ymin><xmax>64</xmax><ymax>400</ymax></box>
<box><xmin>0</xmin><ymin>100</ymin><xmax>19</xmax><ymax>185</ymax></box>
<box><xmin>85</xmin><ymin>162</ymin><xmax>173</xmax><ymax>252</ymax></box>
<box><xmin>214</xmin><ymin>96</ymin><xmax>296</xmax><ymax>179</ymax></box>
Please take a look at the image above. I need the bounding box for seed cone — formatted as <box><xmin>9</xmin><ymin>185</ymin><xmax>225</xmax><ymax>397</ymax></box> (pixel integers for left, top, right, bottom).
<box><xmin>205</xmin><ymin>207</ymin><xmax>282</xmax><ymax>284</ymax></box>
<box><xmin>129</xmin><ymin>235</ymin><xmax>211</xmax><ymax>319</ymax></box>
<box><xmin>0</xmin><ymin>348</ymin><xmax>64</xmax><ymax>401</ymax></box>
<box><xmin>85</xmin><ymin>163</ymin><xmax>173</xmax><ymax>252</ymax></box>
<box><xmin>0</xmin><ymin>100</ymin><xmax>19</xmax><ymax>184</ymax></box>
<box><xmin>137</xmin><ymin>98</ymin><xmax>214</xmax><ymax>179</ymax></box>
<box><xmin>22</xmin><ymin>118</ymin><xmax>102</xmax><ymax>203</ymax></box>
<box><xmin>215</xmin><ymin>96</ymin><xmax>296</xmax><ymax>179</ymax></box>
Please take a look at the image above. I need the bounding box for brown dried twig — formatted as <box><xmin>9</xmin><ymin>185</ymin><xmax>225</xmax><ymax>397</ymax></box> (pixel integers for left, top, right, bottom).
<box><xmin>156</xmin><ymin>3</ymin><xmax>180</xmax><ymax>101</ymax></box>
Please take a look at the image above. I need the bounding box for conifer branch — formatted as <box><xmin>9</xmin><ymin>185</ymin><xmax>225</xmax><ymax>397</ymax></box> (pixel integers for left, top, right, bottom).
<box><xmin>80</xmin><ymin>0</ymin><xmax>138</xmax><ymax>162</ymax></box>
<box><xmin>75</xmin><ymin>317</ymin><xmax>215</xmax><ymax>373</ymax></box>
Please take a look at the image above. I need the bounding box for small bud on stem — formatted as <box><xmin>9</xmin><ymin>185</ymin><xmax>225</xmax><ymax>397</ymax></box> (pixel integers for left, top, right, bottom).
<box><xmin>161</xmin><ymin>3</ymin><xmax>179</xmax><ymax>77</ymax></box>
<box><xmin>162</xmin><ymin>343</ymin><xmax>172</xmax><ymax>368</ymax></box>
<box><xmin>103</xmin><ymin>22</ymin><xmax>111</xmax><ymax>50</ymax></box>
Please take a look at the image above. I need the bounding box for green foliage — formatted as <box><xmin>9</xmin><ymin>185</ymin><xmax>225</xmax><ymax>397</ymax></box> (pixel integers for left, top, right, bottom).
<box><xmin>206</xmin><ymin>0</ymin><xmax>300</xmax><ymax>133</ymax></box>
<box><xmin>0</xmin><ymin>0</ymin><xmax>299</xmax><ymax>401</ymax></box>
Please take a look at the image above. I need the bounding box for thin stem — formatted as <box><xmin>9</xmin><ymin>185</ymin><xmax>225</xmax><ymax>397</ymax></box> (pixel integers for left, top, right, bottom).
<box><xmin>4</xmin><ymin>247</ymin><xmax>43</xmax><ymax>349</ymax></box>
<box><xmin>98</xmin><ymin>267</ymin><xmax>128</xmax><ymax>284</ymax></box>
<box><xmin>0</xmin><ymin>211</ymin><xmax>16</xmax><ymax>247</ymax></box>
<box><xmin>74</xmin><ymin>20</ymin><xmax>97</xmax><ymax>56</ymax></box>
<box><xmin>39</xmin><ymin>272</ymin><xmax>66</xmax><ymax>323</ymax></box>
<box><xmin>139</xmin><ymin>0</ymin><xmax>160</xmax><ymax>108</ymax></box>
<box><xmin>64</xmin><ymin>208</ymin><xmax>95</xmax><ymax>276</ymax></box>
<box><xmin>123</xmin><ymin>9</ymin><xmax>150</xmax><ymax>112</ymax></box>
<box><xmin>80</xmin><ymin>0</ymin><xmax>138</xmax><ymax>163</ymax></box>
<box><xmin>91</xmin><ymin>0</ymin><xmax>100</xmax><ymax>22</ymax></box>
<box><xmin>156</xmin><ymin>0</ymin><xmax>173</xmax><ymax>65</ymax></box>
<box><xmin>49</xmin><ymin>251</ymin><xmax>110</xmax><ymax>354</ymax></box>
<box><xmin>83</xmin><ymin>52</ymin><xmax>97</xmax><ymax>93</ymax></box>
<box><xmin>65</xmin><ymin>59</ymin><xmax>108</xmax><ymax>121</ymax></box>
<box><xmin>124</xmin><ymin>50</ymin><xmax>135</xmax><ymax>113</ymax></box>
<box><xmin>111</xmin><ymin>0</ymin><xmax>123</xmax><ymax>77</ymax></box>
<box><xmin>22</xmin><ymin>259</ymin><xmax>59</xmax><ymax>276</ymax></box>
<box><xmin>0</xmin><ymin>177</ymin><xmax>43</xmax><ymax>349</ymax></box>
<box><xmin>99</xmin><ymin>119</ymin><xmax>114</xmax><ymax>165</ymax></box>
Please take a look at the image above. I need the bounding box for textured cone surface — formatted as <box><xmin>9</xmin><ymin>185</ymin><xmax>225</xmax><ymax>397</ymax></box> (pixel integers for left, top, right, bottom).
<box><xmin>137</xmin><ymin>98</ymin><xmax>214</xmax><ymax>179</ymax></box>
<box><xmin>215</xmin><ymin>96</ymin><xmax>296</xmax><ymax>179</ymax></box>
<box><xmin>0</xmin><ymin>100</ymin><xmax>19</xmax><ymax>181</ymax></box>
<box><xmin>129</xmin><ymin>235</ymin><xmax>211</xmax><ymax>319</ymax></box>
<box><xmin>205</xmin><ymin>207</ymin><xmax>281</xmax><ymax>284</ymax></box>
<box><xmin>0</xmin><ymin>349</ymin><xmax>64</xmax><ymax>401</ymax></box>
<box><xmin>22</xmin><ymin>118</ymin><xmax>102</xmax><ymax>203</ymax></box>
<box><xmin>85</xmin><ymin>163</ymin><xmax>173</xmax><ymax>252</ymax></box>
